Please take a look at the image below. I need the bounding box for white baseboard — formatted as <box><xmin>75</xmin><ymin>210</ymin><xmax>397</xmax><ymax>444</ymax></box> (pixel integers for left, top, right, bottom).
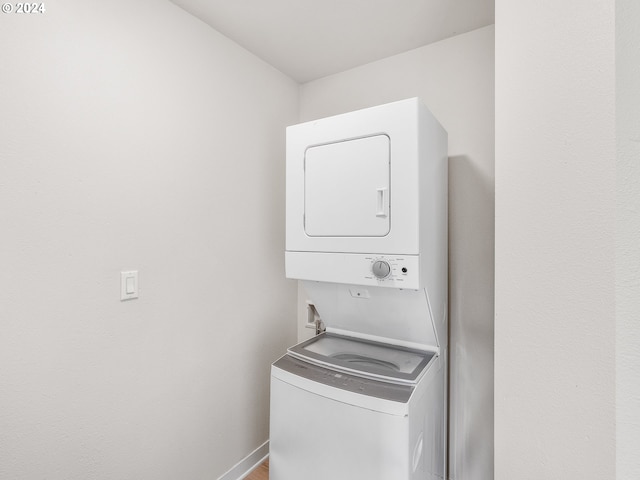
<box><xmin>217</xmin><ymin>440</ymin><xmax>269</xmax><ymax>480</ymax></box>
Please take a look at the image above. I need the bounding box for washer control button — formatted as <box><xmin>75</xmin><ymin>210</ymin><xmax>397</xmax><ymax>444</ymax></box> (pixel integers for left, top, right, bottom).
<box><xmin>372</xmin><ymin>260</ymin><xmax>391</xmax><ymax>279</ymax></box>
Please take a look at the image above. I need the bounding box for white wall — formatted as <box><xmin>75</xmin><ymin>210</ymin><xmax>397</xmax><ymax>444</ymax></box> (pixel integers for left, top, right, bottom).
<box><xmin>617</xmin><ymin>0</ymin><xmax>640</xmax><ymax>477</ymax></box>
<box><xmin>495</xmin><ymin>2</ymin><xmax>616</xmax><ymax>479</ymax></box>
<box><xmin>299</xmin><ymin>26</ymin><xmax>495</xmax><ymax>480</ymax></box>
<box><xmin>0</xmin><ymin>1</ymin><xmax>298</xmax><ymax>479</ymax></box>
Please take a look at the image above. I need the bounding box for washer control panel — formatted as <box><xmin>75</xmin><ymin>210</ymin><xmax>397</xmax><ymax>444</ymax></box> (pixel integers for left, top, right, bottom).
<box><xmin>274</xmin><ymin>354</ymin><xmax>414</xmax><ymax>403</ymax></box>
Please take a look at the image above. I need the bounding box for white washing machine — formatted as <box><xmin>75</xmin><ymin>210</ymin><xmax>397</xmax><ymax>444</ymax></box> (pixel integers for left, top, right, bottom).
<box><xmin>271</xmin><ymin>333</ymin><xmax>446</xmax><ymax>480</ymax></box>
<box><xmin>271</xmin><ymin>98</ymin><xmax>448</xmax><ymax>480</ymax></box>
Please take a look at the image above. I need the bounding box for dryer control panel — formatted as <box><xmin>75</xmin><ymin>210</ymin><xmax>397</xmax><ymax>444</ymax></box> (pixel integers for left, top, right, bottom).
<box><xmin>371</xmin><ymin>259</ymin><xmax>392</xmax><ymax>279</ymax></box>
<box><xmin>286</xmin><ymin>251</ymin><xmax>420</xmax><ymax>289</ymax></box>
<box><xmin>367</xmin><ymin>256</ymin><xmax>414</xmax><ymax>284</ymax></box>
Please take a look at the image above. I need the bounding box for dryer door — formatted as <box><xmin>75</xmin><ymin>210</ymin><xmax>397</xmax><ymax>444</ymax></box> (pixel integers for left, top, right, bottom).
<box><xmin>304</xmin><ymin>134</ymin><xmax>390</xmax><ymax>237</ymax></box>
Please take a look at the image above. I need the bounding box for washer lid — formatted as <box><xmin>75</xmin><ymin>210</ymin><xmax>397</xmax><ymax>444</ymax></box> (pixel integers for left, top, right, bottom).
<box><xmin>288</xmin><ymin>332</ymin><xmax>435</xmax><ymax>384</ymax></box>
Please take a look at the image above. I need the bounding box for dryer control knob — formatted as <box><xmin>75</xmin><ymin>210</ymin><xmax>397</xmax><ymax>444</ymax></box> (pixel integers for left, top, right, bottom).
<box><xmin>372</xmin><ymin>260</ymin><xmax>391</xmax><ymax>279</ymax></box>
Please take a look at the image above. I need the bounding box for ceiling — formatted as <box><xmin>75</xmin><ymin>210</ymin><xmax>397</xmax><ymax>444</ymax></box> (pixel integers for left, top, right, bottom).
<box><xmin>170</xmin><ymin>0</ymin><xmax>495</xmax><ymax>83</ymax></box>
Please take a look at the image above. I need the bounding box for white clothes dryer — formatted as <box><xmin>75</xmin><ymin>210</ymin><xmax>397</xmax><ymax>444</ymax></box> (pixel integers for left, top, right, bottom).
<box><xmin>271</xmin><ymin>98</ymin><xmax>448</xmax><ymax>480</ymax></box>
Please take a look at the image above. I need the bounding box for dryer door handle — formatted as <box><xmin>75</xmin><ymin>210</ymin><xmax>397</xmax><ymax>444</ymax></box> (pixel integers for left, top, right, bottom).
<box><xmin>376</xmin><ymin>188</ymin><xmax>388</xmax><ymax>217</ymax></box>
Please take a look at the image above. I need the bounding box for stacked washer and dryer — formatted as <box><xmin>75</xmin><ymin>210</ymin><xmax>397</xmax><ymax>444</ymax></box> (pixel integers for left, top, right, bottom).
<box><xmin>270</xmin><ymin>98</ymin><xmax>448</xmax><ymax>480</ymax></box>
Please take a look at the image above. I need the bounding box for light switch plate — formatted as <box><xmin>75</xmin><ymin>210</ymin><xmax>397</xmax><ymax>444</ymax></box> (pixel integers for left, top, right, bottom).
<box><xmin>121</xmin><ymin>271</ymin><xmax>138</xmax><ymax>301</ymax></box>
